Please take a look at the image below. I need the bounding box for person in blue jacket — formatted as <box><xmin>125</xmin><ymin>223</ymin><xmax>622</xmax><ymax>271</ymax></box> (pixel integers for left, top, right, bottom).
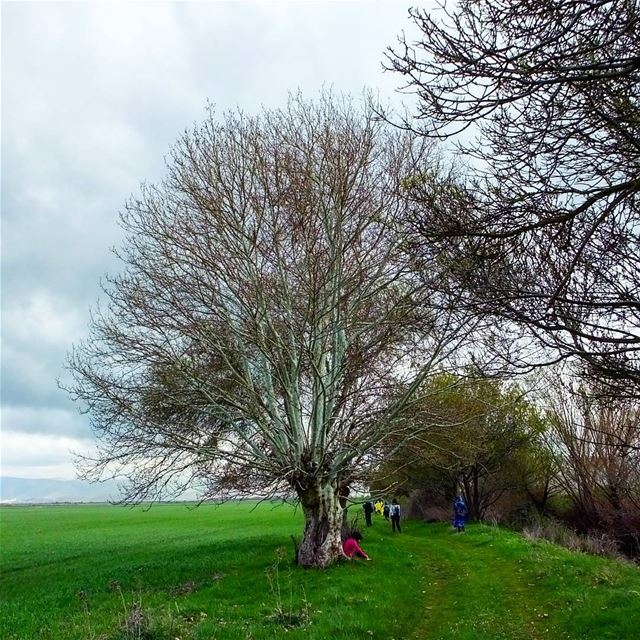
<box><xmin>453</xmin><ymin>495</ymin><xmax>468</xmax><ymax>533</ymax></box>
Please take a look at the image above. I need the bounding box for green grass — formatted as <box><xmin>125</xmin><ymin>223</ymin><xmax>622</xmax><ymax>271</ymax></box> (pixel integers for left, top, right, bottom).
<box><xmin>1</xmin><ymin>502</ymin><xmax>639</xmax><ymax>639</ymax></box>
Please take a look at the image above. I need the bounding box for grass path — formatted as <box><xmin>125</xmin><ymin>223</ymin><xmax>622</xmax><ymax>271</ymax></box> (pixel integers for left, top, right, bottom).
<box><xmin>1</xmin><ymin>502</ymin><xmax>639</xmax><ymax>639</ymax></box>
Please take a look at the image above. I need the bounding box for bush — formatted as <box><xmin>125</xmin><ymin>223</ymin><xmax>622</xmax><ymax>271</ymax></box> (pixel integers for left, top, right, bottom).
<box><xmin>522</xmin><ymin>517</ymin><xmax>625</xmax><ymax>562</ymax></box>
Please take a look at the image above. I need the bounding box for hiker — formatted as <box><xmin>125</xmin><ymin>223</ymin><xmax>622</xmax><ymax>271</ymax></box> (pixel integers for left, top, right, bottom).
<box><xmin>374</xmin><ymin>498</ymin><xmax>384</xmax><ymax>516</ymax></box>
<box><xmin>390</xmin><ymin>498</ymin><xmax>401</xmax><ymax>533</ymax></box>
<box><xmin>453</xmin><ymin>495</ymin><xmax>468</xmax><ymax>533</ymax></box>
<box><xmin>342</xmin><ymin>531</ymin><xmax>370</xmax><ymax>560</ymax></box>
<box><xmin>363</xmin><ymin>499</ymin><xmax>374</xmax><ymax>527</ymax></box>
<box><xmin>383</xmin><ymin>501</ymin><xmax>390</xmax><ymax>520</ymax></box>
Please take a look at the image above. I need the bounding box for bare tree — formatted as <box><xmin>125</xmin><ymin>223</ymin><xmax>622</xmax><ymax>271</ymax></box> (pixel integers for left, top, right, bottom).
<box><xmin>66</xmin><ymin>93</ymin><xmax>474</xmax><ymax>567</ymax></box>
<box><xmin>545</xmin><ymin>376</ymin><xmax>640</xmax><ymax>551</ymax></box>
<box><xmin>386</xmin><ymin>0</ymin><xmax>640</xmax><ymax>395</ymax></box>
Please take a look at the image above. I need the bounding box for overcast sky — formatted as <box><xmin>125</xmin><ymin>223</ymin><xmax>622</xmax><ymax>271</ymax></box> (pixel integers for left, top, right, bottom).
<box><xmin>1</xmin><ymin>1</ymin><xmax>431</xmax><ymax>481</ymax></box>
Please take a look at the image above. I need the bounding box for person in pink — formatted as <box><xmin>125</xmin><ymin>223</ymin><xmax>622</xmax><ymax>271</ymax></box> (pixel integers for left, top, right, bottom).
<box><xmin>342</xmin><ymin>531</ymin><xmax>370</xmax><ymax>560</ymax></box>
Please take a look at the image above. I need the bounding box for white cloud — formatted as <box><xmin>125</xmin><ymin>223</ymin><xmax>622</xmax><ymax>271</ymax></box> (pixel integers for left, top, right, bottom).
<box><xmin>1</xmin><ymin>294</ymin><xmax>88</xmax><ymax>414</ymax></box>
<box><xmin>0</xmin><ymin>429</ymin><xmax>95</xmax><ymax>480</ymax></box>
<box><xmin>3</xmin><ymin>291</ymin><xmax>85</xmax><ymax>348</ymax></box>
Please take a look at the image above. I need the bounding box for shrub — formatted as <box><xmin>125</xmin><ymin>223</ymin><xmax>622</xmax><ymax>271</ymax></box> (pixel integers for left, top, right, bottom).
<box><xmin>522</xmin><ymin>517</ymin><xmax>626</xmax><ymax>561</ymax></box>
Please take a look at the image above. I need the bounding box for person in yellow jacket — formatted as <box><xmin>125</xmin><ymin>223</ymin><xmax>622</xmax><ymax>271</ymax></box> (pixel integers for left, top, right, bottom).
<box><xmin>374</xmin><ymin>499</ymin><xmax>384</xmax><ymax>516</ymax></box>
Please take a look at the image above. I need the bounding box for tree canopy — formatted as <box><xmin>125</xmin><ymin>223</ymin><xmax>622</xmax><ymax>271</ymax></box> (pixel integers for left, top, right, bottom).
<box><xmin>67</xmin><ymin>92</ymin><xmax>475</xmax><ymax>567</ymax></box>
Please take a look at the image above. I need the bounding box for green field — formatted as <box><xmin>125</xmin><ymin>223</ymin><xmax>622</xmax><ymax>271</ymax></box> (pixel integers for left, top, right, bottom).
<box><xmin>1</xmin><ymin>502</ymin><xmax>639</xmax><ymax>639</ymax></box>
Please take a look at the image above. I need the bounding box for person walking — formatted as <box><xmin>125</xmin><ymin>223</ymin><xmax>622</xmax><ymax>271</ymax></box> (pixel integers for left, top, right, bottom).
<box><xmin>383</xmin><ymin>501</ymin><xmax>390</xmax><ymax>520</ymax></box>
<box><xmin>453</xmin><ymin>495</ymin><xmax>468</xmax><ymax>533</ymax></box>
<box><xmin>363</xmin><ymin>499</ymin><xmax>374</xmax><ymax>527</ymax></box>
<box><xmin>390</xmin><ymin>498</ymin><xmax>401</xmax><ymax>533</ymax></box>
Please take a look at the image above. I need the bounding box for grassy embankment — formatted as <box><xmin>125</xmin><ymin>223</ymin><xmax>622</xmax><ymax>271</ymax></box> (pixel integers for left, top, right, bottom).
<box><xmin>1</xmin><ymin>501</ymin><xmax>639</xmax><ymax>639</ymax></box>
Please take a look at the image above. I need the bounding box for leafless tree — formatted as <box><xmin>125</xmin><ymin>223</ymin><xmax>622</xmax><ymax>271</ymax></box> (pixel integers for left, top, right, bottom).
<box><xmin>66</xmin><ymin>93</ymin><xmax>475</xmax><ymax>567</ymax></box>
<box><xmin>386</xmin><ymin>0</ymin><xmax>640</xmax><ymax>396</ymax></box>
<box><xmin>545</xmin><ymin>377</ymin><xmax>640</xmax><ymax>548</ymax></box>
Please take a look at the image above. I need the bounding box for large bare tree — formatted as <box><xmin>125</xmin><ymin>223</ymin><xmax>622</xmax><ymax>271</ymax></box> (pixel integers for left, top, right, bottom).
<box><xmin>386</xmin><ymin>0</ymin><xmax>640</xmax><ymax>396</ymax></box>
<box><xmin>66</xmin><ymin>93</ymin><xmax>473</xmax><ymax>567</ymax></box>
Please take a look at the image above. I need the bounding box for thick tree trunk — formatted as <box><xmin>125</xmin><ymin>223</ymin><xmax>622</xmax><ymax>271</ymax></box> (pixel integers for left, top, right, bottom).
<box><xmin>296</xmin><ymin>481</ymin><xmax>344</xmax><ymax>568</ymax></box>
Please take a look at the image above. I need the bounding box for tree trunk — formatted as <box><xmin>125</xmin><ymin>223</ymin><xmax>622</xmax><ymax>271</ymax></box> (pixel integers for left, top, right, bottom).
<box><xmin>472</xmin><ymin>467</ymin><xmax>479</xmax><ymax>520</ymax></box>
<box><xmin>339</xmin><ymin>485</ymin><xmax>351</xmax><ymax>540</ymax></box>
<box><xmin>296</xmin><ymin>481</ymin><xmax>344</xmax><ymax>568</ymax></box>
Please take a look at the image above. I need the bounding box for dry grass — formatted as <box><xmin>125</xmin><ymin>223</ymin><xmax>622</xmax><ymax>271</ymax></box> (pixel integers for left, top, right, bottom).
<box><xmin>522</xmin><ymin>518</ymin><xmax>625</xmax><ymax>561</ymax></box>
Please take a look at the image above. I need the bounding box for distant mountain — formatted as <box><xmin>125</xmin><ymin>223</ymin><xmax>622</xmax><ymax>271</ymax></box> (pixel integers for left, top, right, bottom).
<box><xmin>0</xmin><ymin>476</ymin><xmax>121</xmax><ymax>504</ymax></box>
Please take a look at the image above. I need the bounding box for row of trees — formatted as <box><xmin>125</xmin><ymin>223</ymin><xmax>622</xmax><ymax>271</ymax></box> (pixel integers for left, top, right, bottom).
<box><xmin>373</xmin><ymin>374</ymin><xmax>544</xmax><ymax>521</ymax></box>
<box><xmin>67</xmin><ymin>1</ymin><xmax>639</xmax><ymax>566</ymax></box>
<box><xmin>376</xmin><ymin>372</ymin><xmax>640</xmax><ymax>555</ymax></box>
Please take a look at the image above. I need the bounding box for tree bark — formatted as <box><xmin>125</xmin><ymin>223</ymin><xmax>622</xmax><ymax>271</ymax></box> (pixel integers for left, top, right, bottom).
<box><xmin>472</xmin><ymin>467</ymin><xmax>481</xmax><ymax>520</ymax></box>
<box><xmin>296</xmin><ymin>481</ymin><xmax>344</xmax><ymax>568</ymax></box>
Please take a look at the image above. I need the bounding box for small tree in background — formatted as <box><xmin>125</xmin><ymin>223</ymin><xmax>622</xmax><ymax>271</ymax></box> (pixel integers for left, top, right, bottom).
<box><xmin>66</xmin><ymin>92</ymin><xmax>476</xmax><ymax>568</ymax></box>
<box><xmin>512</xmin><ymin>431</ymin><xmax>560</xmax><ymax>517</ymax></box>
<box><xmin>375</xmin><ymin>374</ymin><xmax>543</xmax><ymax>521</ymax></box>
